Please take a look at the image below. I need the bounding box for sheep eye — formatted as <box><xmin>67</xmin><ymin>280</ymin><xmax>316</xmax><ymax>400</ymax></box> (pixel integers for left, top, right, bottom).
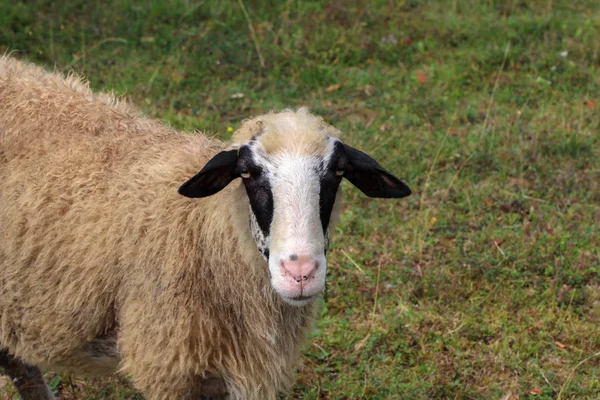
<box><xmin>335</xmin><ymin>169</ymin><xmax>345</xmax><ymax>177</ymax></box>
<box><xmin>240</xmin><ymin>170</ymin><xmax>251</xmax><ymax>179</ymax></box>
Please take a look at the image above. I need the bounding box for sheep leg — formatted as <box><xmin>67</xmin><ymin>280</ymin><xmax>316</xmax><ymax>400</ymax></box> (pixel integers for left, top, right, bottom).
<box><xmin>190</xmin><ymin>375</ymin><xmax>229</xmax><ymax>399</ymax></box>
<box><xmin>0</xmin><ymin>349</ymin><xmax>56</xmax><ymax>400</ymax></box>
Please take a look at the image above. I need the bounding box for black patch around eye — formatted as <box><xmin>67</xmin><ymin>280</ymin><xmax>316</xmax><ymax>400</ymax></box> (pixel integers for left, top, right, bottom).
<box><xmin>239</xmin><ymin>146</ymin><xmax>274</xmax><ymax>238</ymax></box>
<box><xmin>246</xmin><ymin>181</ymin><xmax>273</xmax><ymax>236</ymax></box>
<box><xmin>319</xmin><ymin>142</ymin><xmax>345</xmax><ymax>234</ymax></box>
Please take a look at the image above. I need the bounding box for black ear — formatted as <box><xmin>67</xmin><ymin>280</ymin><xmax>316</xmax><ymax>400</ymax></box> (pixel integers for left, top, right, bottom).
<box><xmin>178</xmin><ymin>150</ymin><xmax>239</xmax><ymax>198</ymax></box>
<box><xmin>343</xmin><ymin>144</ymin><xmax>411</xmax><ymax>198</ymax></box>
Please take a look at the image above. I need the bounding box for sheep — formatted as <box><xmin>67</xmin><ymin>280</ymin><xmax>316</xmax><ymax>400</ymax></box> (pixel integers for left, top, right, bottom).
<box><xmin>0</xmin><ymin>55</ymin><xmax>411</xmax><ymax>400</ymax></box>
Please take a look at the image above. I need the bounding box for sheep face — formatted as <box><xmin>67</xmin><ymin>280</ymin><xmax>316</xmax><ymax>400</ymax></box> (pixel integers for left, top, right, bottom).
<box><xmin>179</xmin><ymin>110</ymin><xmax>411</xmax><ymax>306</ymax></box>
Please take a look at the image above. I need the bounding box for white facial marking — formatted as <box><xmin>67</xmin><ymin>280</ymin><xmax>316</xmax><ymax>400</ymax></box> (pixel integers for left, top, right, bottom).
<box><xmin>268</xmin><ymin>156</ymin><xmax>325</xmax><ymax>305</ymax></box>
<box><xmin>245</xmin><ymin>138</ymin><xmax>339</xmax><ymax>306</ymax></box>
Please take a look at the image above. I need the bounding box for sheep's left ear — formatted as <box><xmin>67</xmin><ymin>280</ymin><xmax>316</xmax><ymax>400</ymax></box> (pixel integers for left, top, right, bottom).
<box><xmin>343</xmin><ymin>144</ymin><xmax>411</xmax><ymax>198</ymax></box>
<box><xmin>178</xmin><ymin>150</ymin><xmax>239</xmax><ymax>198</ymax></box>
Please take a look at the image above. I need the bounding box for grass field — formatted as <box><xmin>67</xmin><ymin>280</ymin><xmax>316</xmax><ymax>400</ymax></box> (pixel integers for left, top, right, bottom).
<box><xmin>1</xmin><ymin>0</ymin><xmax>599</xmax><ymax>398</ymax></box>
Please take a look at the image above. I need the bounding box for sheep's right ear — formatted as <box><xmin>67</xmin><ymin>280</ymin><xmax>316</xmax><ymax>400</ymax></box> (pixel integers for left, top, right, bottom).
<box><xmin>178</xmin><ymin>150</ymin><xmax>239</xmax><ymax>198</ymax></box>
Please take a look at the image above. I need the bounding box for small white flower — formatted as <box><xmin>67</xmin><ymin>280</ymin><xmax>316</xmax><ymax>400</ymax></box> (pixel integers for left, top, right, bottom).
<box><xmin>381</xmin><ymin>34</ymin><xmax>398</xmax><ymax>45</ymax></box>
<box><xmin>560</xmin><ymin>51</ymin><xmax>568</xmax><ymax>57</ymax></box>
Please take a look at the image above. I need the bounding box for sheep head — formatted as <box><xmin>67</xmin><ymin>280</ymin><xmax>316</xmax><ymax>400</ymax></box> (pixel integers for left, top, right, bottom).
<box><xmin>178</xmin><ymin>108</ymin><xmax>411</xmax><ymax>306</ymax></box>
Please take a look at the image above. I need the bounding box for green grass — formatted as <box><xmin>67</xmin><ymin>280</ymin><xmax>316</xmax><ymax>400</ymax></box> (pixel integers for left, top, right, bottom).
<box><xmin>1</xmin><ymin>0</ymin><xmax>600</xmax><ymax>398</ymax></box>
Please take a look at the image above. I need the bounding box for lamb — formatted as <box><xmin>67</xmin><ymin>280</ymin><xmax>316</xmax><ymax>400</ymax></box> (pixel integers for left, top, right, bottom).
<box><xmin>0</xmin><ymin>55</ymin><xmax>411</xmax><ymax>399</ymax></box>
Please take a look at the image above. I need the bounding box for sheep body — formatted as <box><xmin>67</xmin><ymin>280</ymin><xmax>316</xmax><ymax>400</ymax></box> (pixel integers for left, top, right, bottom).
<box><xmin>0</xmin><ymin>56</ymin><xmax>318</xmax><ymax>399</ymax></box>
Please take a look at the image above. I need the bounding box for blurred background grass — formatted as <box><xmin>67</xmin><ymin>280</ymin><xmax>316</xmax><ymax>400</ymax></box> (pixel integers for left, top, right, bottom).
<box><xmin>1</xmin><ymin>0</ymin><xmax>599</xmax><ymax>399</ymax></box>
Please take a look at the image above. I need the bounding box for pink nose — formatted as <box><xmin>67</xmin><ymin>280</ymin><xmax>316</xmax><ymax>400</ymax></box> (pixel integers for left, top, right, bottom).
<box><xmin>280</xmin><ymin>255</ymin><xmax>319</xmax><ymax>283</ymax></box>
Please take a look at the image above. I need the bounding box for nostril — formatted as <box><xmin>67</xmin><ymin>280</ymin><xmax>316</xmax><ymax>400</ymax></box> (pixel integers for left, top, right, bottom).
<box><xmin>280</xmin><ymin>257</ymin><xmax>320</xmax><ymax>283</ymax></box>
